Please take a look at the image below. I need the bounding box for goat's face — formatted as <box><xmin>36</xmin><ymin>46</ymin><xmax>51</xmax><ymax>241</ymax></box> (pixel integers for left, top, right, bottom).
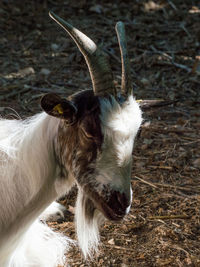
<box><xmin>41</xmin><ymin>89</ymin><xmax>142</xmax><ymax>221</ymax></box>
<box><xmin>42</xmin><ymin>12</ymin><xmax>143</xmax><ymax>256</ymax></box>
<box><xmin>41</xmin><ymin>12</ymin><xmax>143</xmax><ymax>222</ymax></box>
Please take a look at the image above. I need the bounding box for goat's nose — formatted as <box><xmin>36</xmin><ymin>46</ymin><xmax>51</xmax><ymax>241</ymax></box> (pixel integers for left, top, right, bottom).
<box><xmin>108</xmin><ymin>190</ymin><xmax>129</xmax><ymax>216</ymax></box>
<box><xmin>116</xmin><ymin>191</ymin><xmax>129</xmax><ymax>210</ymax></box>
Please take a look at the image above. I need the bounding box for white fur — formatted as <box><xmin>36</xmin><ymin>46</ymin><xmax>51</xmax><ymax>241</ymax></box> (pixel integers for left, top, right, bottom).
<box><xmin>96</xmin><ymin>95</ymin><xmax>142</xmax><ymax>192</ymax></box>
<box><xmin>7</xmin><ymin>220</ymin><xmax>71</xmax><ymax>267</ymax></box>
<box><xmin>75</xmin><ymin>188</ymin><xmax>105</xmax><ymax>258</ymax></box>
<box><xmin>126</xmin><ymin>187</ymin><xmax>133</xmax><ymax>214</ymax></box>
<box><xmin>74</xmin><ymin>95</ymin><xmax>142</xmax><ymax>257</ymax></box>
<box><xmin>0</xmin><ymin>94</ymin><xmax>142</xmax><ymax>265</ymax></box>
<box><xmin>0</xmin><ymin>113</ymin><xmax>74</xmax><ymax>267</ymax></box>
<box><xmin>100</xmin><ymin>95</ymin><xmax>142</xmax><ymax>166</ymax></box>
<box><xmin>39</xmin><ymin>202</ymin><xmax>66</xmax><ymax>222</ymax></box>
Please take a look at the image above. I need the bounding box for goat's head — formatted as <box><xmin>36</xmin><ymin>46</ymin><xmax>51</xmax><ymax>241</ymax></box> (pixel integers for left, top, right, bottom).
<box><xmin>41</xmin><ymin>12</ymin><xmax>142</xmax><ymax>256</ymax></box>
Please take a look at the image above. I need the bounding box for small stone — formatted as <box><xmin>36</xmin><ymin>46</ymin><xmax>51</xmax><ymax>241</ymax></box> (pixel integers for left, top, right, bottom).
<box><xmin>51</xmin><ymin>43</ymin><xmax>59</xmax><ymax>51</ymax></box>
<box><xmin>192</xmin><ymin>158</ymin><xmax>200</xmax><ymax>168</ymax></box>
<box><xmin>89</xmin><ymin>4</ymin><xmax>103</xmax><ymax>14</ymax></box>
<box><xmin>40</xmin><ymin>68</ymin><xmax>51</xmax><ymax>76</ymax></box>
<box><xmin>143</xmin><ymin>138</ymin><xmax>153</xmax><ymax>145</ymax></box>
<box><xmin>107</xmin><ymin>238</ymin><xmax>115</xmax><ymax>245</ymax></box>
<box><xmin>140</xmin><ymin>77</ymin><xmax>150</xmax><ymax>86</ymax></box>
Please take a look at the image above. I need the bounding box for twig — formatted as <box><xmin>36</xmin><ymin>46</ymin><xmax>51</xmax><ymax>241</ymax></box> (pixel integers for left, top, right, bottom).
<box><xmin>150</xmin><ymin>45</ymin><xmax>192</xmax><ymax>72</ymax></box>
<box><xmin>134</xmin><ymin>176</ymin><xmax>158</xmax><ymax>189</ymax></box>
<box><xmin>0</xmin><ymin>88</ymin><xmax>29</xmax><ymax>100</ymax></box>
<box><xmin>150</xmin><ymin>45</ymin><xmax>172</xmax><ymax>60</ymax></box>
<box><xmin>180</xmin><ymin>22</ymin><xmax>191</xmax><ymax>38</ymax></box>
<box><xmin>1</xmin><ymin>67</ymin><xmax>35</xmax><ymax>79</ymax></box>
<box><xmin>159</xmin><ymin>240</ymin><xmax>191</xmax><ymax>258</ymax></box>
<box><xmin>27</xmin><ymin>85</ymin><xmax>61</xmax><ymax>93</ymax></box>
<box><xmin>134</xmin><ymin>176</ymin><xmax>198</xmax><ymax>194</ymax></box>
<box><xmin>138</xmin><ymin>99</ymin><xmax>177</xmax><ymax>110</ymax></box>
<box><xmin>167</xmin><ymin>0</ymin><xmax>177</xmax><ymax>11</ymax></box>
<box><xmin>104</xmin><ymin>244</ymin><xmax>135</xmax><ymax>252</ymax></box>
<box><xmin>104</xmin><ymin>48</ymin><xmax>121</xmax><ymax>64</ymax></box>
<box><xmin>161</xmin><ymin>192</ymin><xmax>199</xmax><ymax>200</ymax></box>
<box><xmin>183</xmin><ymin>139</ymin><xmax>200</xmax><ymax>145</ymax></box>
<box><xmin>154</xmin><ymin>182</ymin><xmax>197</xmax><ymax>192</ymax></box>
<box><xmin>148</xmin><ymin>165</ymin><xmax>173</xmax><ymax>170</ymax></box>
<box><xmin>171</xmin><ymin>61</ymin><xmax>191</xmax><ymax>72</ymax></box>
<box><xmin>148</xmin><ymin>214</ymin><xmax>191</xmax><ymax>220</ymax></box>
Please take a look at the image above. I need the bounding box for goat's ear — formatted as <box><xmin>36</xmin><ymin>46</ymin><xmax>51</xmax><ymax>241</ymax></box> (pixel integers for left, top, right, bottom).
<box><xmin>41</xmin><ymin>93</ymin><xmax>77</xmax><ymax>121</ymax></box>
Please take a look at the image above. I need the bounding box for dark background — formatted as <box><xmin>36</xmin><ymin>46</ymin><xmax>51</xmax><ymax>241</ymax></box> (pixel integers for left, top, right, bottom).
<box><xmin>0</xmin><ymin>1</ymin><xmax>199</xmax><ymax>266</ymax></box>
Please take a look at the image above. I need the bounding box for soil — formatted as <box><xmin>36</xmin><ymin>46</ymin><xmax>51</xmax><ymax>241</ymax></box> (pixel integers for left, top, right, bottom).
<box><xmin>0</xmin><ymin>1</ymin><xmax>199</xmax><ymax>266</ymax></box>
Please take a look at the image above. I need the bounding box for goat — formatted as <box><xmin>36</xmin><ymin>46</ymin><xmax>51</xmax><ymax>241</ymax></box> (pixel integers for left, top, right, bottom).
<box><xmin>0</xmin><ymin>12</ymin><xmax>142</xmax><ymax>267</ymax></box>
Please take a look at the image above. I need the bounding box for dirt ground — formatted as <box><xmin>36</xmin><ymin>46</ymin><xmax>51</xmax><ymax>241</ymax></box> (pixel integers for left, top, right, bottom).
<box><xmin>0</xmin><ymin>1</ymin><xmax>200</xmax><ymax>266</ymax></box>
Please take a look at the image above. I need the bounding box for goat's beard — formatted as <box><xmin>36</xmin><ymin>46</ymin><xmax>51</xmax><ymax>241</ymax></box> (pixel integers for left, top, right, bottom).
<box><xmin>75</xmin><ymin>188</ymin><xmax>105</xmax><ymax>258</ymax></box>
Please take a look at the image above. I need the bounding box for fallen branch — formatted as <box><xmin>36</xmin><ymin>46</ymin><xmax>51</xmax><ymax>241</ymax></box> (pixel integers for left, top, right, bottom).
<box><xmin>137</xmin><ymin>99</ymin><xmax>177</xmax><ymax>110</ymax></box>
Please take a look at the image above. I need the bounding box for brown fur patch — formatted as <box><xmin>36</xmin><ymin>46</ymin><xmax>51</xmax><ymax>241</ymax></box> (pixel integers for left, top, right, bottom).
<box><xmin>54</xmin><ymin>90</ymin><xmax>103</xmax><ymax>181</ymax></box>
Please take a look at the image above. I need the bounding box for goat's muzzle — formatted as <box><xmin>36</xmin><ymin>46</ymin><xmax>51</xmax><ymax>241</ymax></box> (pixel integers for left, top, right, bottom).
<box><xmin>84</xmin><ymin>185</ymin><xmax>130</xmax><ymax>221</ymax></box>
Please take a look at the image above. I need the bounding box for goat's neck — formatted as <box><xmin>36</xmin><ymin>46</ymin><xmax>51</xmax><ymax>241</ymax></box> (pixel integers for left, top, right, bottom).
<box><xmin>0</xmin><ymin>114</ymin><xmax>62</xmax><ymax>249</ymax></box>
<box><xmin>54</xmin><ymin>118</ymin><xmax>99</xmax><ymax>192</ymax></box>
<box><xmin>53</xmin><ymin>119</ymin><xmax>77</xmax><ymax>195</ymax></box>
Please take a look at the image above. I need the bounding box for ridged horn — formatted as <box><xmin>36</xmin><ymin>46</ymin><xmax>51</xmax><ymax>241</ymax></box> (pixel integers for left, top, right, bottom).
<box><xmin>49</xmin><ymin>11</ymin><xmax>116</xmax><ymax>97</ymax></box>
<box><xmin>115</xmin><ymin>22</ymin><xmax>132</xmax><ymax>97</ymax></box>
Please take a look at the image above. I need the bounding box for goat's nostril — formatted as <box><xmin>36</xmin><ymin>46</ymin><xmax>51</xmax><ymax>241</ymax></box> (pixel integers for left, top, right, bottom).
<box><xmin>117</xmin><ymin>192</ymin><xmax>129</xmax><ymax>210</ymax></box>
<box><xmin>105</xmin><ymin>190</ymin><xmax>130</xmax><ymax>219</ymax></box>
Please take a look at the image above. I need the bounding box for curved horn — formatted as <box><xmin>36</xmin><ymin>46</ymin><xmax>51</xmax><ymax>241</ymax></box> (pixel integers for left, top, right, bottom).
<box><xmin>49</xmin><ymin>11</ymin><xmax>116</xmax><ymax>97</ymax></box>
<box><xmin>115</xmin><ymin>22</ymin><xmax>132</xmax><ymax>97</ymax></box>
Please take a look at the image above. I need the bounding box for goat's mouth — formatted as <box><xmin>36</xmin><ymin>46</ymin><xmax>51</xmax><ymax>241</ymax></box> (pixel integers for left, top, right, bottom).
<box><xmin>96</xmin><ymin>197</ymin><xmax>126</xmax><ymax>221</ymax></box>
<box><xmin>84</xmin><ymin>185</ymin><xmax>129</xmax><ymax>221</ymax></box>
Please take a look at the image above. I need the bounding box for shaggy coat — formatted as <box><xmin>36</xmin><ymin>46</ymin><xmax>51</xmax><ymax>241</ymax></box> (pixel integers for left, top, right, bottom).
<box><xmin>0</xmin><ymin>12</ymin><xmax>142</xmax><ymax>267</ymax></box>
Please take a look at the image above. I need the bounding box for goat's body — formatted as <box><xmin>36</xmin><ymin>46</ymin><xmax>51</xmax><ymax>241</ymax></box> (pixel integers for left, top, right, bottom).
<box><xmin>1</xmin><ymin>220</ymin><xmax>70</xmax><ymax>267</ymax></box>
<box><xmin>0</xmin><ymin>14</ymin><xmax>144</xmax><ymax>266</ymax></box>
<box><xmin>0</xmin><ymin>113</ymin><xmax>72</xmax><ymax>266</ymax></box>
